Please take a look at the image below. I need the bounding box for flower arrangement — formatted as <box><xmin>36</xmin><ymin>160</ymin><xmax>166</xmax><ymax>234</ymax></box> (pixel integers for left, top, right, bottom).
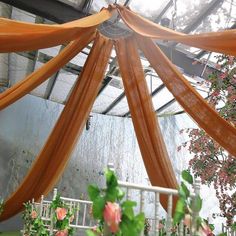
<box><xmin>22</xmin><ymin>194</ymin><xmax>77</xmax><ymax>236</ymax></box>
<box><xmin>178</xmin><ymin>55</ymin><xmax>236</xmax><ymax>225</ymax></box>
<box><xmin>50</xmin><ymin>194</ymin><xmax>75</xmax><ymax>236</ymax></box>
<box><xmin>86</xmin><ymin>169</ymin><xmax>145</xmax><ymax>236</ymax></box>
<box><xmin>22</xmin><ymin>202</ymin><xmax>49</xmax><ymax>236</ymax></box>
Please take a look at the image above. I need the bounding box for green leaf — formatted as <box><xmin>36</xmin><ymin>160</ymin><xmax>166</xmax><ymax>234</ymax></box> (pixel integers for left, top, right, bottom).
<box><xmin>134</xmin><ymin>213</ymin><xmax>145</xmax><ymax>232</ymax></box>
<box><xmin>232</xmin><ymin>222</ymin><xmax>236</xmax><ymax>231</ymax></box>
<box><xmin>173</xmin><ymin>211</ymin><xmax>185</xmax><ymax>225</ymax></box>
<box><xmin>196</xmin><ymin>216</ymin><xmax>202</xmax><ymax>229</ymax></box>
<box><xmin>173</xmin><ymin>198</ymin><xmax>186</xmax><ymax>225</ymax></box>
<box><xmin>105</xmin><ymin>186</ymin><xmax>118</xmax><ymax>202</ymax></box>
<box><xmin>182</xmin><ymin>170</ymin><xmax>193</xmax><ymax>184</ymax></box>
<box><xmin>178</xmin><ymin>181</ymin><xmax>190</xmax><ymax>199</ymax></box>
<box><xmin>120</xmin><ymin>219</ymin><xmax>137</xmax><ymax>236</ymax></box>
<box><xmin>105</xmin><ymin>169</ymin><xmax>118</xmax><ymax>188</ymax></box>
<box><xmin>121</xmin><ymin>200</ymin><xmax>136</xmax><ymax>220</ymax></box>
<box><xmin>180</xmin><ymin>182</ymin><xmax>190</xmax><ymax>198</ymax></box>
<box><xmin>86</xmin><ymin>230</ymin><xmax>97</xmax><ymax>236</ymax></box>
<box><xmin>122</xmin><ymin>200</ymin><xmax>137</xmax><ymax>208</ymax></box>
<box><xmin>209</xmin><ymin>223</ymin><xmax>215</xmax><ymax>231</ymax></box>
<box><xmin>88</xmin><ymin>185</ymin><xmax>100</xmax><ymax>201</ymax></box>
<box><xmin>117</xmin><ymin>187</ymin><xmax>125</xmax><ymax>200</ymax></box>
<box><xmin>92</xmin><ymin>196</ymin><xmax>105</xmax><ymax>220</ymax></box>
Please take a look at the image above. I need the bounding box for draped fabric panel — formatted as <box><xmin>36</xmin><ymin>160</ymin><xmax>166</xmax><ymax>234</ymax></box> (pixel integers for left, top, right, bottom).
<box><xmin>115</xmin><ymin>37</ymin><xmax>178</xmax><ymax>210</ymax></box>
<box><xmin>136</xmin><ymin>35</ymin><xmax>236</xmax><ymax>157</ymax></box>
<box><xmin>0</xmin><ymin>33</ymin><xmax>113</xmax><ymax>221</ymax></box>
<box><xmin>117</xmin><ymin>6</ymin><xmax>236</xmax><ymax>56</ymax></box>
<box><xmin>0</xmin><ymin>8</ymin><xmax>113</xmax><ymax>52</ymax></box>
<box><xmin>0</xmin><ymin>30</ymin><xmax>95</xmax><ymax>110</ymax></box>
<box><xmin>1</xmin><ymin>4</ymin><xmax>236</xmax><ymax>221</ymax></box>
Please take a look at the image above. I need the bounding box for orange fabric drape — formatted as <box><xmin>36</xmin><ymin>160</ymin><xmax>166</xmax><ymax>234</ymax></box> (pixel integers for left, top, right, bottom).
<box><xmin>0</xmin><ymin>7</ymin><xmax>114</xmax><ymax>52</ymax></box>
<box><xmin>0</xmin><ymin>29</ymin><xmax>95</xmax><ymax>110</ymax></box>
<box><xmin>115</xmin><ymin>36</ymin><xmax>178</xmax><ymax>209</ymax></box>
<box><xmin>136</xmin><ymin>35</ymin><xmax>236</xmax><ymax>157</ymax></box>
<box><xmin>117</xmin><ymin>6</ymin><xmax>236</xmax><ymax>56</ymax></box>
<box><xmin>0</xmin><ymin>33</ymin><xmax>112</xmax><ymax>221</ymax></box>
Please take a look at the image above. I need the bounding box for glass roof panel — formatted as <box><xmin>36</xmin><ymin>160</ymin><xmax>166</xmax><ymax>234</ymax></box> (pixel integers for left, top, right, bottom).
<box><xmin>146</xmin><ymin>73</ymin><xmax>165</xmax><ymax>93</ymax></box>
<box><xmin>0</xmin><ymin>53</ymin><xmax>9</xmax><ymax>86</ymax></box>
<box><xmin>70</xmin><ymin>51</ymin><xmax>89</xmax><ymax>67</ymax></box>
<box><xmin>193</xmin><ymin>0</ymin><xmax>236</xmax><ymax>33</ymax></box>
<box><xmin>2</xmin><ymin>0</ymin><xmax>232</xmax><ymax>119</ymax></box>
<box><xmin>39</xmin><ymin>46</ymin><xmax>62</xmax><ymax>58</ymax></box>
<box><xmin>152</xmin><ymin>87</ymin><xmax>174</xmax><ymax>111</ymax></box>
<box><xmin>11</xmin><ymin>6</ymin><xmax>36</xmax><ymax>22</ymax></box>
<box><xmin>107</xmin><ymin>96</ymin><xmax>129</xmax><ymax>116</ymax></box>
<box><xmin>58</xmin><ymin>0</ymin><xmax>86</xmax><ymax>10</ymax></box>
<box><xmin>8</xmin><ymin>53</ymin><xmax>32</xmax><ymax>86</ymax></box>
<box><xmin>129</xmin><ymin>0</ymin><xmax>170</xmax><ymax>19</ymax></box>
<box><xmin>49</xmin><ymin>70</ymin><xmax>77</xmax><ymax>103</ymax></box>
<box><xmin>158</xmin><ymin>101</ymin><xmax>183</xmax><ymax>115</ymax></box>
<box><xmin>31</xmin><ymin>61</ymin><xmax>50</xmax><ymax>97</ymax></box>
<box><xmin>164</xmin><ymin>0</ymin><xmax>212</xmax><ymax>31</ymax></box>
<box><xmin>92</xmin><ymin>84</ymin><xmax>124</xmax><ymax>113</ymax></box>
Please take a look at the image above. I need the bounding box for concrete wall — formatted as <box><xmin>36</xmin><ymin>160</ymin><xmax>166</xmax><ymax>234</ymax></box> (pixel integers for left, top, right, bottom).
<box><xmin>0</xmin><ymin>94</ymin><xmax>191</xmax><ymax>231</ymax></box>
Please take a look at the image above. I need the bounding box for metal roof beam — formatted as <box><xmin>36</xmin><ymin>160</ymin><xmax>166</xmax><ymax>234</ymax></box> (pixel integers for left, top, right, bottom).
<box><xmin>155</xmin><ymin>0</ymin><xmax>173</xmax><ymax>23</ymax></box>
<box><xmin>5</xmin><ymin>0</ymin><xmax>217</xmax><ymax>79</ymax></box>
<box><xmin>102</xmin><ymin>92</ymin><xmax>125</xmax><ymax>115</ymax></box>
<box><xmin>97</xmin><ymin>66</ymin><xmax>117</xmax><ymax>96</ymax></box>
<box><xmin>0</xmin><ymin>0</ymin><xmax>86</xmax><ymax>23</ymax></box>
<box><xmin>157</xmin><ymin>44</ymin><xmax>215</xmax><ymax>79</ymax></box>
<box><xmin>182</xmin><ymin>0</ymin><xmax>224</xmax><ymax>34</ymax></box>
<box><xmin>155</xmin><ymin>98</ymin><xmax>175</xmax><ymax>114</ymax></box>
<box><xmin>170</xmin><ymin>0</ymin><xmax>223</xmax><ymax>48</ymax></box>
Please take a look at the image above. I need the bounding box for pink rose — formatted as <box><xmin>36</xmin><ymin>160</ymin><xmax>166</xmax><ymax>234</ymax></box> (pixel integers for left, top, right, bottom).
<box><xmin>55</xmin><ymin>229</ymin><xmax>68</xmax><ymax>236</ymax></box>
<box><xmin>31</xmin><ymin>210</ymin><xmax>37</xmax><ymax>219</ymax></box>
<box><xmin>103</xmin><ymin>202</ymin><xmax>121</xmax><ymax>233</ymax></box>
<box><xmin>56</xmin><ymin>207</ymin><xmax>67</xmax><ymax>221</ymax></box>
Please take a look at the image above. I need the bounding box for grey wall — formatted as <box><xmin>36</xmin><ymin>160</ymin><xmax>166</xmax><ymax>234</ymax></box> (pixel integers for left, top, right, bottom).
<box><xmin>0</xmin><ymin>94</ymin><xmax>187</xmax><ymax>231</ymax></box>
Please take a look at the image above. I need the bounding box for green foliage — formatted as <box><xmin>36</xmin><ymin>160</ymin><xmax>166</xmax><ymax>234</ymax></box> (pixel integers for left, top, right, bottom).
<box><xmin>173</xmin><ymin>198</ymin><xmax>185</xmax><ymax>225</ymax></box>
<box><xmin>22</xmin><ymin>193</ymin><xmax>77</xmax><ymax>236</ymax></box>
<box><xmin>119</xmin><ymin>212</ymin><xmax>145</xmax><ymax>236</ymax></box>
<box><xmin>86</xmin><ymin>230</ymin><xmax>98</xmax><ymax>236</ymax></box>
<box><xmin>181</xmin><ymin>170</ymin><xmax>193</xmax><ymax>184</ymax></box>
<box><xmin>87</xmin><ymin>168</ymin><xmax>145</xmax><ymax>236</ymax></box>
<box><xmin>179</xmin><ymin>182</ymin><xmax>190</xmax><ymax>199</ymax></box>
<box><xmin>174</xmin><ymin>169</ymin><xmax>203</xmax><ymax>231</ymax></box>
<box><xmin>92</xmin><ymin>196</ymin><xmax>106</xmax><ymax>219</ymax></box>
<box><xmin>88</xmin><ymin>185</ymin><xmax>100</xmax><ymax>201</ymax></box>
<box><xmin>231</xmin><ymin>222</ymin><xmax>236</xmax><ymax>231</ymax></box>
<box><xmin>22</xmin><ymin>202</ymin><xmax>49</xmax><ymax>236</ymax></box>
<box><xmin>50</xmin><ymin>195</ymin><xmax>75</xmax><ymax>235</ymax></box>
